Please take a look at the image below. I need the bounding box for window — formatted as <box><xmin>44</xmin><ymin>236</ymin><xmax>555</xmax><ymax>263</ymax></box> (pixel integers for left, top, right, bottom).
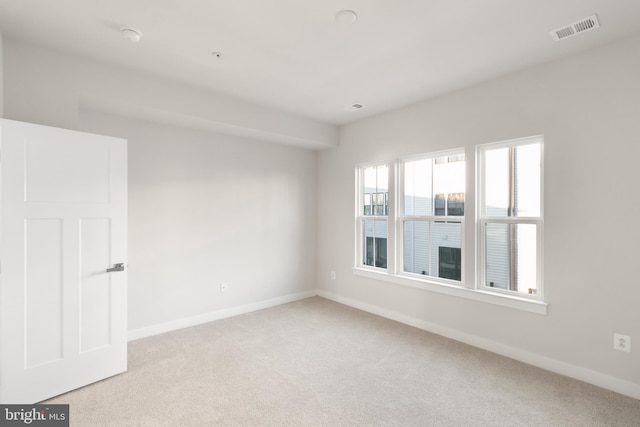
<box><xmin>478</xmin><ymin>136</ymin><xmax>543</xmax><ymax>298</ymax></box>
<box><xmin>353</xmin><ymin>140</ymin><xmax>546</xmax><ymax>314</ymax></box>
<box><xmin>400</xmin><ymin>151</ymin><xmax>465</xmax><ymax>282</ymax></box>
<box><xmin>357</xmin><ymin>164</ymin><xmax>389</xmax><ymax>269</ymax></box>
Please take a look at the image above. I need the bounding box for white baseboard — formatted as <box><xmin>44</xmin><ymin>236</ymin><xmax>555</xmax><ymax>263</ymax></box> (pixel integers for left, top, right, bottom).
<box><xmin>128</xmin><ymin>290</ymin><xmax>317</xmax><ymax>341</ymax></box>
<box><xmin>317</xmin><ymin>289</ymin><xmax>640</xmax><ymax>401</ymax></box>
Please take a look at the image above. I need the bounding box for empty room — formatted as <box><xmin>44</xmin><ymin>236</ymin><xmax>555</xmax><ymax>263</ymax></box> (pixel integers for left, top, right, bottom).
<box><xmin>0</xmin><ymin>1</ymin><xmax>639</xmax><ymax>426</ymax></box>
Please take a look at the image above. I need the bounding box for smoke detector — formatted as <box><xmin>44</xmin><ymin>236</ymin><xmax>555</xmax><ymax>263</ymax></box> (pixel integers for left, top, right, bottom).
<box><xmin>336</xmin><ymin>10</ymin><xmax>358</xmax><ymax>24</ymax></box>
<box><xmin>550</xmin><ymin>15</ymin><xmax>600</xmax><ymax>41</ymax></box>
<box><xmin>121</xmin><ymin>28</ymin><xmax>143</xmax><ymax>43</ymax></box>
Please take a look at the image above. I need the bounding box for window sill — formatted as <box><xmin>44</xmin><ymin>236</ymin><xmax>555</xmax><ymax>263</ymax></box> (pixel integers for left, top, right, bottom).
<box><xmin>352</xmin><ymin>267</ymin><xmax>548</xmax><ymax>315</ymax></box>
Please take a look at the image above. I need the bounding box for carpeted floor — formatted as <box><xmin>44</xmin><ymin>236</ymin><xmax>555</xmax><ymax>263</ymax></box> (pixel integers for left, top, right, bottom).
<box><xmin>44</xmin><ymin>297</ymin><xmax>640</xmax><ymax>426</ymax></box>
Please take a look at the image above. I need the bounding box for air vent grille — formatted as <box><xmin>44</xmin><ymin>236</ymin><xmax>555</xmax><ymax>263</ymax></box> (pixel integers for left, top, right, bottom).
<box><xmin>550</xmin><ymin>14</ymin><xmax>600</xmax><ymax>41</ymax></box>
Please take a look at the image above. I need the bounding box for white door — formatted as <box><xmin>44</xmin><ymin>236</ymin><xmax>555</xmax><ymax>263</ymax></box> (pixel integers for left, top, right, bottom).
<box><xmin>0</xmin><ymin>119</ymin><xmax>127</xmax><ymax>403</ymax></box>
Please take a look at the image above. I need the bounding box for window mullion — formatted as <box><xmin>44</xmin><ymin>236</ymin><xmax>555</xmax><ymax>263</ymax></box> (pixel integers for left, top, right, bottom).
<box><xmin>386</xmin><ymin>163</ymin><xmax>396</xmax><ymax>274</ymax></box>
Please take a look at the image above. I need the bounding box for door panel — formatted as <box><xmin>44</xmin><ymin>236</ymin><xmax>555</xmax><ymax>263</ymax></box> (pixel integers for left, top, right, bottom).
<box><xmin>80</xmin><ymin>218</ymin><xmax>112</xmax><ymax>353</ymax></box>
<box><xmin>25</xmin><ymin>219</ymin><xmax>64</xmax><ymax>368</ymax></box>
<box><xmin>0</xmin><ymin>119</ymin><xmax>127</xmax><ymax>404</ymax></box>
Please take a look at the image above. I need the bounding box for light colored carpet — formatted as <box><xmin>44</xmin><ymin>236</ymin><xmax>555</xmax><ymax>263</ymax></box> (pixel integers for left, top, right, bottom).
<box><xmin>45</xmin><ymin>297</ymin><xmax>639</xmax><ymax>426</ymax></box>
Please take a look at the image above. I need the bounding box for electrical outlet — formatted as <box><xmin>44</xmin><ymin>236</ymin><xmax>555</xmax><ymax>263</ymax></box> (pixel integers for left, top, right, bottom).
<box><xmin>613</xmin><ymin>333</ymin><xmax>631</xmax><ymax>353</ymax></box>
<box><xmin>330</xmin><ymin>271</ymin><xmax>336</xmax><ymax>280</ymax></box>
<box><xmin>220</xmin><ymin>282</ymin><xmax>228</xmax><ymax>293</ymax></box>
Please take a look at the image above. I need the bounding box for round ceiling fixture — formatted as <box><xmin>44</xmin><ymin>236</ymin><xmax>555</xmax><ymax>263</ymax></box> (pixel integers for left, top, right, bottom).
<box><xmin>212</xmin><ymin>51</ymin><xmax>223</xmax><ymax>59</ymax></box>
<box><xmin>335</xmin><ymin>10</ymin><xmax>358</xmax><ymax>24</ymax></box>
<box><xmin>121</xmin><ymin>28</ymin><xmax>143</xmax><ymax>43</ymax></box>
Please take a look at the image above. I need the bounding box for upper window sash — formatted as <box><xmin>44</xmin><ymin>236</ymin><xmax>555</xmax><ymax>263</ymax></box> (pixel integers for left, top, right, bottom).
<box><xmin>399</xmin><ymin>149</ymin><xmax>466</xmax><ymax>218</ymax></box>
<box><xmin>357</xmin><ymin>163</ymin><xmax>389</xmax><ymax>218</ymax></box>
<box><xmin>477</xmin><ymin>136</ymin><xmax>543</xmax><ymax>220</ymax></box>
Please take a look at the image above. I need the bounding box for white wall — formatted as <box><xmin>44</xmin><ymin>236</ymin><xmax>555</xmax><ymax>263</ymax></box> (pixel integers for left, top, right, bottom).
<box><xmin>2</xmin><ymin>39</ymin><xmax>318</xmax><ymax>336</ymax></box>
<box><xmin>317</xmin><ymin>34</ymin><xmax>640</xmax><ymax>398</ymax></box>
<box><xmin>0</xmin><ymin>31</ymin><xmax>4</xmax><ymax>117</ymax></box>
<box><xmin>4</xmin><ymin>29</ymin><xmax>639</xmax><ymax>398</ymax></box>
<box><xmin>80</xmin><ymin>111</ymin><xmax>317</xmax><ymax>333</ymax></box>
<box><xmin>2</xmin><ymin>39</ymin><xmax>337</xmax><ymax>149</ymax></box>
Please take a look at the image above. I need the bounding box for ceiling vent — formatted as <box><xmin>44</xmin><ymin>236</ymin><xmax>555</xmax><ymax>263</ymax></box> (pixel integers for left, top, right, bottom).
<box><xmin>550</xmin><ymin>14</ymin><xmax>600</xmax><ymax>41</ymax></box>
<box><xmin>344</xmin><ymin>103</ymin><xmax>364</xmax><ymax>112</ymax></box>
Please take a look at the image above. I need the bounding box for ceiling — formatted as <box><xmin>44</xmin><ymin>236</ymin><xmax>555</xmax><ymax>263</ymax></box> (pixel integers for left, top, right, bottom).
<box><xmin>1</xmin><ymin>0</ymin><xmax>639</xmax><ymax>126</ymax></box>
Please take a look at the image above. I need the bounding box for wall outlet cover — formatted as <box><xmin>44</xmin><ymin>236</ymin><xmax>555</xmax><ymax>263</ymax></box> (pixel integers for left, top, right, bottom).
<box><xmin>613</xmin><ymin>333</ymin><xmax>631</xmax><ymax>353</ymax></box>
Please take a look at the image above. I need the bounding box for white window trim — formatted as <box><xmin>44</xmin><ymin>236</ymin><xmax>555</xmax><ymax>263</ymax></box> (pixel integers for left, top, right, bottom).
<box><xmin>397</xmin><ymin>149</ymin><xmax>466</xmax><ymax>287</ymax></box>
<box><xmin>352</xmin><ymin>266</ymin><xmax>547</xmax><ymax>315</ymax></box>
<box><xmin>353</xmin><ymin>140</ymin><xmax>547</xmax><ymax>316</ymax></box>
<box><xmin>476</xmin><ymin>135</ymin><xmax>544</xmax><ymax>301</ymax></box>
<box><xmin>355</xmin><ymin>161</ymin><xmax>393</xmax><ymax>272</ymax></box>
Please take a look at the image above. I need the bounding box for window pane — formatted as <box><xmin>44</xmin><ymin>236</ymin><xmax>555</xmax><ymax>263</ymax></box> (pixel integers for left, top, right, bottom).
<box><xmin>404</xmin><ymin>154</ymin><xmax>464</xmax><ymax>217</ymax></box>
<box><xmin>403</xmin><ymin>221</ymin><xmax>430</xmax><ymax>275</ymax></box>
<box><xmin>485</xmin><ymin>222</ymin><xmax>537</xmax><ymax>295</ymax></box>
<box><xmin>484</xmin><ymin>148</ymin><xmax>510</xmax><ymax>217</ymax></box>
<box><xmin>404</xmin><ymin>220</ymin><xmax>462</xmax><ymax>281</ymax></box>
<box><xmin>363</xmin><ymin>165</ymin><xmax>388</xmax><ymax>216</ymax></box>
<box><xmin>483</xmin><ymin>143</ymin><xmax>540</xmax><ymax>218</ymax></box>
<box><xmin>515</xmin><ymin>223</ymin><xmax>537</xmax><ymax>295</ymax></box>
<box><xmin>404</xmin><ymin>159</ymin><xmax>432</xmax><ymax>216</ymax></box>
<box><xmin>363</xmin><ymin>220</ymin><xmax>387</xmax><ymax>268</ymax></box>
<box><xmin>485</xmin><ymin>222</ymin><xmax>511</xmax><ymax>289</ymax></box>
<box><xmin>514</xmin><ymin>144</ymin><xmax>541</xmax><ymax>217</ymax></box>
<box><xmin>433</xmin><ymin>156</ymin><xmax>465</xmax><ymax>216</ymax></box>
<box><xmin>432</xmin><ymin>221</ymin><xmax>462</xmax><ymax>280</ymax></box>
<box><xmin>364</xmin><ymin>166</ymin><xmax>376</xmax><ymax>194</ymax></box>
<box><xmin>363</xmin><ymin>166</ymin><xmax>375</xmax><ymax>216</ymax></box>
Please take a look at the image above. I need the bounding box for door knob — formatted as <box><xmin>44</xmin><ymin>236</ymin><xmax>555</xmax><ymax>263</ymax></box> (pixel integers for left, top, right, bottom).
<box><xmin>106</xmin><ymin>263</ymin><xmax>125</xmax><ymax>272</ymax></box>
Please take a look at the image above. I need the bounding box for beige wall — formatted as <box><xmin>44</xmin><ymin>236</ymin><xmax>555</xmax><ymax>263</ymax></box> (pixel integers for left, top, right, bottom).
<box><xmin>317</xmin><ymin>34</ymin><xmax>640</xmax><ymax>398</ymax></box>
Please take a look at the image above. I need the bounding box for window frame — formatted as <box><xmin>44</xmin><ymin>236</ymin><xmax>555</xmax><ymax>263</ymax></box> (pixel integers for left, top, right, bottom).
<box><xmin>476</xmin><ymin>135</ymin><xmax>544</xmax><ymax>301</ymax></box>
<box><xmin>397</xmin><ymin>149</ymin><xmax>466</xmax><ymax>286</ymax></box>
<box><xmin>352</xmin><ymin>140</ymin><xmax>547</xmax><ymax>315</ymax></box>
<box><xmin>355</xmin><ymin>162</ymin><xmax>392</xmax><ymax>272</ymax></box>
